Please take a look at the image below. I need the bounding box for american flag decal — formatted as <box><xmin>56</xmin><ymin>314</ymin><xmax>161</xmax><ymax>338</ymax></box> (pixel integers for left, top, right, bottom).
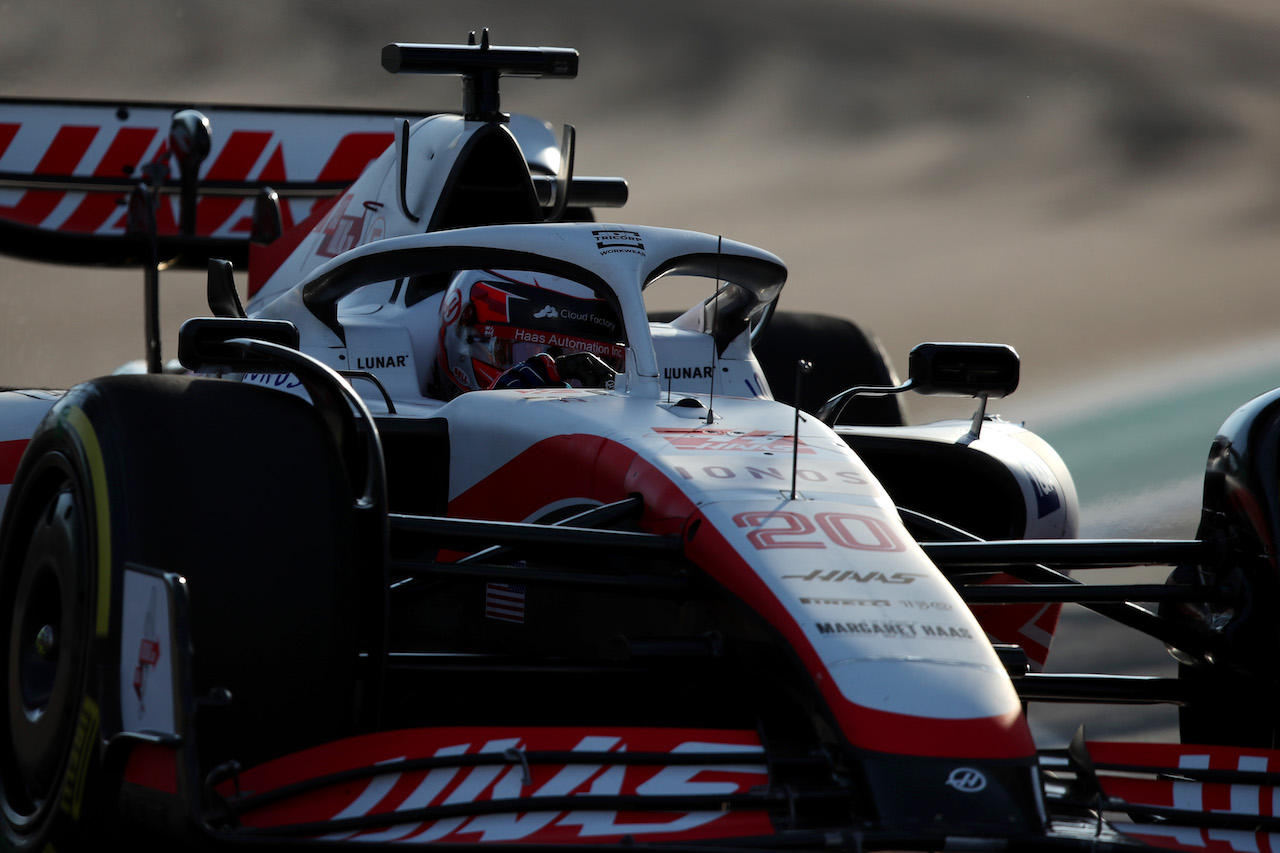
<box><xmin>485</xmin><ymin>583</ymin><xmax>527</xmax><ymax>623</ymax></box>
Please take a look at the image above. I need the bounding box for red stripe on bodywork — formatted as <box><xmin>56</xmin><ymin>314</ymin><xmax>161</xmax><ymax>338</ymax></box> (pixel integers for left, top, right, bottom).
<box><xmin>36</xmin><ymin>125</ymin><xmax>98</xmax><ymax>175</ymax></box>
<box><xmin>317</xmin><ymin>132</ymin><xmax>394</xmax><ymax>182</ymax></box>
<box><xmin>969</xmin><ymin>576</ymin><xmax>1061</xmax><ymax>671</ymax></box>
<box><xmin>60</xmin><ymin>127</ymin><xmax>160</xmax><ymax>233</ymax></box>
<box><xmin>0</xmin><ymin>123</ymin><xmax>19</xmax><ymax>159</ymax></box>
<box><xmin>92</xmin><ymin>126</ymin><xmax>158</xmax><ymax>178</ymax></box>
<box><xmin>0</xmin><ymin>189</ymin><xmax>63</xmax><ymax>226</ymax></box>
<box><xmin>219</xmin><ymin>726</ymin><xmax>772</xmax><ymax>842</ymax></box>
<box><xmin>0</xmin><ymin>126</ymin><xmax>100</xmax><ymax>226</ymax></box>
<box><xmin>0</xmin><ymin>439</ymin><xmax>28</xmax><ymax>485</ymax></box>
<box><xmin>1088</xmin><ymin>740</ymin><xmax>1280</xmax><ymax>768</ymax></box>
<box><xmin>122</xmin><ymin>741</ymin><xmax>180</xmax><ymax>795</ymax></box>
<box><xmin>191</xmin><ymin>131</ymin><xmax>273</xmax><ymax>236</ymax></box>
<box><xmin>205</xmin><ymin>130</ymin><xmax>272</xmax><ymax>181</ymax></box>
<box><xmin>258</xmin><ymin>142</ymin><xmax>287</xmax><ymax>183</ymax></box>
<box><xmin>247</xmin><ymin>192</ymin><xmax>342</xmax><ymax>298</ymax></box>
<box><xmin>60</xmin><ymin>193</ymin><xmax>125</xmax><ymax>233</ymax></box>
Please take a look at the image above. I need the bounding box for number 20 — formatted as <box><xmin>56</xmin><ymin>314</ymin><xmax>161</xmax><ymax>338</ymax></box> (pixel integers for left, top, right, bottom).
<box><xmin>732</xmin><ymin>510</ymin><xmax>903</xmax><ymax>552</ymax></box>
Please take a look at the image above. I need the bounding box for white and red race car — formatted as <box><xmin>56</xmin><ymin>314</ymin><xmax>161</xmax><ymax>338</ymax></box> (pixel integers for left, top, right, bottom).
<box><xmin>0</xmin><ymin>34</ymin><xmax>1276</xmax><ymax>853</ymax></box>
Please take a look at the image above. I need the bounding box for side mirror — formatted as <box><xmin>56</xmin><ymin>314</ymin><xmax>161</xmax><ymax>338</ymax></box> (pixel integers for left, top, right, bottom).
<box><xmin>908</xmin><ymin>342</ymin><xmax>1019</xmax><ymax>398</ymax></box>
<box><xmin>178</xmin><ymin>317</ymin><xmax>300</xmax><ymax>373</ymax></box>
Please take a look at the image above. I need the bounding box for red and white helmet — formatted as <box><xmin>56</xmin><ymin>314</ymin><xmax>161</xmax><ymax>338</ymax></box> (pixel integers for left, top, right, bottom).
<box><xmin>435</xmin><ymin>270</ymin><xmax>626</xmax><ymax>398</ymax></box>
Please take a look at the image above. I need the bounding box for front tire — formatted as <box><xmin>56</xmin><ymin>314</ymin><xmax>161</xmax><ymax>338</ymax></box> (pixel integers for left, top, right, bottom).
<box><xmin>0</xmin><ymin>374</ymin><xmax>372</xmax><ymax>848</ymax></box>
<box><xmin>0</xmin><ymin>416</ymin><xmax>111</xmax><ymax>850</ymax></box>
<box><xmin>750</xmin><ymin>312</ymin><xmax>907</xmax><ymax>426</ymax></box>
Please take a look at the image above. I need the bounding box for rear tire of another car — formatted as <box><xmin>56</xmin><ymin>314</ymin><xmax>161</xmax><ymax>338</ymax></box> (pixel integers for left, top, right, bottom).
<box><xmin>0</xmin><ymin>374</ymin><xmax>368</xmax><ymax>851</ymax></box>
<box><xmin>751</xmin><ymin>311</ymin><xmax>907</xmax><ymax>426</ymax></box>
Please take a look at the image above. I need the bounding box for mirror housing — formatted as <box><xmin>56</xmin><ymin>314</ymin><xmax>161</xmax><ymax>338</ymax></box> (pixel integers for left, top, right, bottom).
<box><xmin>908</xmin><ymin>342</ymin><xmax>1019</xmax><ymax>398</ymax></box>
<box><xmin>178</xmin><ymin>317</ymin><xmax>300</xmax><ymax>373</ymax></box>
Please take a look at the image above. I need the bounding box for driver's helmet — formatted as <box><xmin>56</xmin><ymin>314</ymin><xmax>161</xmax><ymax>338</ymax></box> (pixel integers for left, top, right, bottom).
<box><xmin>434</xmin><ymin>270</ymin><xmax>626</xmax><ymax>398</ymax></box>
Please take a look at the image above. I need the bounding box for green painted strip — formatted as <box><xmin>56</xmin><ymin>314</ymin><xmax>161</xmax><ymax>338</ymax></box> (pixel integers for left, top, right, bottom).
<box><xmin>1039</xmin><ymin>367</ymin><xmax>1280</xmax><ymax>506</ymax></box>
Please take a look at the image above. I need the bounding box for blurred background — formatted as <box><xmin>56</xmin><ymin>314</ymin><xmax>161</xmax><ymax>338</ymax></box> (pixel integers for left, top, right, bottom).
<box><xmin>5</xmin><ymin>0</ymin><xmax>1280</xmax><ymax>742</ymax></box>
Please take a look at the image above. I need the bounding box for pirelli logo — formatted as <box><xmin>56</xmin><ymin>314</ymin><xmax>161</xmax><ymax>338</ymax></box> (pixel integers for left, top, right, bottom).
<box><xmin>60</xmin><ymin>695</ymin><xmax>100</xmax><ymax>820</ymax></box>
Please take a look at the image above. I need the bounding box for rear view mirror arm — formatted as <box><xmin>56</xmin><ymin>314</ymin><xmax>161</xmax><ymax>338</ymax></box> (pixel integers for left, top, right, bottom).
<box><xmin>816</xmin><ymin>379</ymin><xmax>915</xmax><ymax>426</ymax></box>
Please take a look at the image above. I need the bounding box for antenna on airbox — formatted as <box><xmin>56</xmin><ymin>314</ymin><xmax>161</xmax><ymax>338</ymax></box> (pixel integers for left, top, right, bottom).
<box><xmin>791</xmin><ymin>359</ymin><xmax>812</xmax><ymax>500</ymax></box>
<box><xmin>706</xmin><ymin>236</ymin><xmax>723</xmax><ymax>424</ymax></box>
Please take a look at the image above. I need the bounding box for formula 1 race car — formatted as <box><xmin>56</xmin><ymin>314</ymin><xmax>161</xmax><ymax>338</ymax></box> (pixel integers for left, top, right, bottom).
<box><xmin>1</xmin><ymin>33</ymin><xmax>1278</xmax><ymax>853</ymax></box>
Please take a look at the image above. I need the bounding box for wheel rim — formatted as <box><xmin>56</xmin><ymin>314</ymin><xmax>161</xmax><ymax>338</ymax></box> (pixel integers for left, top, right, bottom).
<box><xmin>3</xmin><ymin>472</ymin><xmax>89</xmax><ymax>831</ymax></box>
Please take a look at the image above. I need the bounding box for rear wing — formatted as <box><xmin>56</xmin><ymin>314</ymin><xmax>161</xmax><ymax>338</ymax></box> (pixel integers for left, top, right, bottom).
<box><xmin>0</xmin><ymin>98</ymin><xmax>412</xmax><ymax>268</ymax></box>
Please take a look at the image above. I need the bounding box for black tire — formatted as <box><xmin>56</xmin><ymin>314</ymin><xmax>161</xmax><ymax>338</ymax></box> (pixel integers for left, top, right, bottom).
<box><xmin>0</xmin><ymin>375</ymin><xmax>369</xmax><ymax>849</ymax></box>
<box><xmin>0</xmin><ymin>437</ymin><xmax>108</xmax><ymax>851</ymax></box>
<box><xmin>1176</xmin><ymin>661</ymin><xmax>1279</xmax><ymax>748</ymax></box>
<box><xmin>751</xmin><ymin>312</ymin><xmax>907</xmax><ymax>426</ymax></box>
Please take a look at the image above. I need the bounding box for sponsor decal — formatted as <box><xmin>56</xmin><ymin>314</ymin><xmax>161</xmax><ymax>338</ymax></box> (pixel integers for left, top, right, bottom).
<box><xmin>225</xmin><ymin>728</ymin><xmax>771</xmax><ymax>843</ymax></box>
<box><xmin>317</xmin><ymin>195</ymin><xmax>364</xmax><ymax>257</ymax></box>
<box><xmin>814</xmin><ymin>621</ymin><xmax>973</xmax><ymax>640</ymax></box>
<box><xmin>518</xmin><ymin>392</ymin><xmax>596</xmax><ymax>402</ymax></box>
<box><xmin>673</xmin><ymin>464</ymin><xmax>866</xmax><ymax>486</ymax></box>
<box><xmin>945</xmin><ymin>767</ymin><xmax>988</xmax><ymax>793</ymax></box>
<box><xmin>556</xmin><ymin>307</ymin><xmax>617</xmax><ymax>333</ymax></box>
<box><xmin>353</xmin><ymin>354</ymin><xmax>409</xmax><ymax>370</ymax></box>
<box><xmin>654</xmin><ymin>428</ymin><xmax>814</xmax><ymax>454</ymax></box>
<box><xmin>784</xmin><ymin>569</ymin><xmax>922</xmax><ymax>584</ymax></box>
<box><xmin>896</xmin><ymin>599</ymin><xmax>954</xmax><ymax>611</ymax></box>
<box><xmin>920</xmin><ymin>624</ymin><xmax>973</xmax><ymax>639</ymax></box>
<box><xmin>498</xmin><ymin>325</ymin><xmax>626</xmax><ymax>361</ymax></box>
<box><xmin>121</xmin><ymin>571</ymin><xmax>177</xmax><ymax>735</ymax></box>
<box><xmin>1</xmin><ymin>114</ymin><xmax>392</xmax><ymax>237</ymax></box>
<box><xmin>737</xmin><ymin>511</ymin><xmax>904</xmax><ymax>553</ymax></box>
<box><xmin>481</xmin><ymin>277</ymin><xmax>620</xmax><ymax>336</ymax></box>
<box><xmin>593</xmin><ymin>228</ymin><xmax>645</xmax><ymax>256</ymax></box>
<box><xmin>314</xmin><ymin>199</ymin><xmax>383</xmax><ymax>258</ymax></box>
<box><xmin>132</xmin><ymin>586</ymin><xmax>161</xmax><ymax>712</ymax></box>
<box><xmin>1021</xmin><ymin>455</ymin><xmax>1062</xmax><ymax>519</ymax></box>
<box><xmin>798</xmin><ymin>596</ymin><xmax>890</xmax><ymax>607</ymax></box>
<box><xmin>816</xmin><ymin>621</ymin><xmax>918</xmax><ymax>638</ymax></box>
<box><xmin>664</xmin><ymin>366</ymin><xmax>714</xmax><ymax>380</ymax></box>
<box><xmin>243</xmin><ymin>372</ymin><xmax>306</xmax><ymax>399</ymax></box>
<box><xmin>441</xmin><ymin>288</ymin><xmax>462</xmax><ymax>325</ymax></box>
<box><xmin>61</xmin><ymin>695</ymin><xmax>99</xmax><ymax>820</ymax></box>
<box><xmin>485</xmin><ymin>583</ymin><xmax>527</xmax><ymax>623</ymax></box>
<box><xmin>243</xmin><ymin>372</ymin><xmax>302</xmax><ymax>388</ymax></box>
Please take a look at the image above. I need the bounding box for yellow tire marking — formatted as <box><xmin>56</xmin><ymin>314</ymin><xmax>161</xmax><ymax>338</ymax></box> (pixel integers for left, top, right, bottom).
<box><xmin>62</xmin><ymin>406</ymin><xmax>111</xmax><ymax>638</ymax></box>
<box><xmin>58</xmin><ymin>695</ymin><xmax>98</xmax><ymax>822</ymax></box>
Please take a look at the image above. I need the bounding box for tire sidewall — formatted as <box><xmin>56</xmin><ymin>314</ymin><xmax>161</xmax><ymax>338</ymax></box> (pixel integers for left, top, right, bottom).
<box><xmin>0</xmin><ymin>402</ymin><xmax>113</xmax><ymax>852</ymax></box>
